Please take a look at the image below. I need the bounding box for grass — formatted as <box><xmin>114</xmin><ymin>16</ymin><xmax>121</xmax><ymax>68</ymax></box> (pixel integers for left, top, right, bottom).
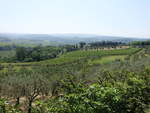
<box><xmin>90</xmin><ymin>55</ymin><xmax>127</xmax><ymax>65</ymax></box>
<box><xmin>0</xmin><ymin>50</ymin><xmax>16</xmax><ymax>58</ymax></box>
<box><xmin>0</xmin><ymin>42</ymin><xmax>39</xmax><ymax>47</ymax></box>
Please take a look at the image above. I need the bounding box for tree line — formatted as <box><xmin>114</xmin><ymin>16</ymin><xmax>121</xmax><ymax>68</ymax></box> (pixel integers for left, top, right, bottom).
<box><xmin>131</xmin><ymin>40</ymin><xmax>150</xmax><ymax>47</ymax></box>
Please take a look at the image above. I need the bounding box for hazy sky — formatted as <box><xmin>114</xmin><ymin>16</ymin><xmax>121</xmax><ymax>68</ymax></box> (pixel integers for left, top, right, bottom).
<box><xmin>0</xmin><ymin>0</ymin><xmax>150</xmax><ymax>38</ymax></box>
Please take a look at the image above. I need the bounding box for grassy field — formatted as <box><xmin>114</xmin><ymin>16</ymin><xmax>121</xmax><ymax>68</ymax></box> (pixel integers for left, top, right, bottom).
<box><xmin>90</xmin><ymin>55</ymin><xmax>127</xmax><ymax>65</ymax></box>
<box><xmin>0</xmin><ymin>42</ymin><xmax>39</xmax><ymax>47</ymax></box>
<box><xmin>0</xmin><ymin>50</ymin><xmax>16</xmax><ymax>58</ymax></box>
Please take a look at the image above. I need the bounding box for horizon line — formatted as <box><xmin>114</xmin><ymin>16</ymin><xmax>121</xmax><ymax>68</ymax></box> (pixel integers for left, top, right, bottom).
<box><xmin>0</xmin><ymin>32</ymin><xmax>150</xmax><ymax>39</ymax></box>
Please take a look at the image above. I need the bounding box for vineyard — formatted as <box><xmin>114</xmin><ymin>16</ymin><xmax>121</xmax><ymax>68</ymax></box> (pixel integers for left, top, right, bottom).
<box><xmin>1</xmin><ymin>0</ymin><xmax>150</xmax><ymax>112</ymax></box>
<box><xmin>0</xmin><ymin>48</ymin><xmax>140</xmax><ymax>72</ymax></box>
<box><xmin>0</xmin><ymin>44</ymin><xmax>149</xmax><ymax>113</ymax></box>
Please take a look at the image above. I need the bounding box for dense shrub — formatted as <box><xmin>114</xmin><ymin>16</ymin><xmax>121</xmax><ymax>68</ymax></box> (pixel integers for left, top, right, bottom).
<box><xmin>33</xmin><ymin>69</ymin><xmax>150</xmax><ymax>113</ymax></box>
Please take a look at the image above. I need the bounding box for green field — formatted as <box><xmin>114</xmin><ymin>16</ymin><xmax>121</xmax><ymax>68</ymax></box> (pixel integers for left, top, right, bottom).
<box><xmin>0</xmin><ymin>47</ymin><xmax>141</xmax><ymax>74</ymax></box>
<box><xmin>40</xmin><ymin>48</ymin><xmax>140</xmax><ymax>65</ymax></box>
<box><xmin>0</xmin><ymin>50</ymin><xmax>16</xmax><ymax>58</ymax></box>
<box><xmin>90</xmin><ymin>55</ymin><xmax>126</xmax><ymax>65</ymax></box>
<box><xmin>1</xmin><ymin>48</ymin><xmax>140</xmax><ymax>67</ymax></box>
<box><xmin>0</xmin><ymin>48</ymin><xmax>141</xmax><ymax>76</ymax></box>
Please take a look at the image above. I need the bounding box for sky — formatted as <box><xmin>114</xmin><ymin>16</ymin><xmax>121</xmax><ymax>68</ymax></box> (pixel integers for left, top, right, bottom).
<box><xmin>0</xmin><ymin>0</ymin><xmax>150</xmax><ymax>38</ymax></box>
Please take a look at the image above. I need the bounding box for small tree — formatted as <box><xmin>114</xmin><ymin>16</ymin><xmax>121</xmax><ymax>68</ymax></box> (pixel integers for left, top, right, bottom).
<box><xmin>1</xmin><ymin>73</ymin><xmax>24</xmax><ymax>106</ymax></box>
<box><xmin>21</xmin><ymin>72</ymin><xmax>50</xmax><ymax>113</ymax></box>
<box><xmin>1</xmin><ymin>71</ymin><xmax>51</xmax><ymax>113</ymax></box>
<box><xmin>16</xmin><ymin>47</ymin><xmax>27</xmax><ymax>61</ymax></box>
<box><xmin>79</xmin><ymin>42</ymin><xmax>86</xmax><ymax>49</ymax></box>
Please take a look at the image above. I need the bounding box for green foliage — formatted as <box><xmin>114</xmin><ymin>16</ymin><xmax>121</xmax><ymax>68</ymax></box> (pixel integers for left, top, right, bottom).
<box><xmin>1</xmin><ymin>72</ymin><xmax>150</xmax><ymax>113</ymax></box>
<box><xmin>0</xmin><ymin>46</ymin><xmax>149</xmax><ymax>113</ymax></box>
<box><xmin>15</xmin><ymin>46</ymin><xmax>62</xmax><ymax>62</ymax></box>
<box><xmin>1</xmin><ymin>69</ymin><xmax>51</xmax><ymax>113</ymax></box>
<box><xmin>0</xmin><ymin>50</ymin><xmax>16</xmax><ymax>62</ymax></box>
<box><xmin>0</xmin><ymin>99</ymin><xmax>21</xmax><ymax>113</ymax></box>
<box><xmin>32</xmin><ymin>69</ymin><xmax>150</xmax><ymax>113</ymax></box>
<box><xmin>89</xmin><ymin>41</ymin><xmax>123</xmax><ymax>48</ymax></box>
<box><xmin>43</xmin><ymin>48</ymin><xmax>140</xmax><ymax>65</ymax></box>
<box><xmin>91</xmin><ymin>55</ymin><xmax>126</xmax><ymax>64</ymax></box>
<box><xmin>131</xmin><ymin>40</ymin><xmax>150</xmax><ymax>47</ymax></box>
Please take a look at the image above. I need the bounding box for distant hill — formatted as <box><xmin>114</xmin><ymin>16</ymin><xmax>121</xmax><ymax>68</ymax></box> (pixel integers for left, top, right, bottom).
<box><xmin>0</xmin><ymin>33</ymin><xmax>148</xmax><ymax>46</ymax></box>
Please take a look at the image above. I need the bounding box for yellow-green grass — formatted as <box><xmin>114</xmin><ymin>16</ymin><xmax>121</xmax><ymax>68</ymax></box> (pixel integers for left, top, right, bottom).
<box><xmin>90</xmin><ymin>55</ymin><xmax>127</xmax><ymax>65</ymax></box>
<box><xmin>0</xmin><ymin>50</ymin><xmax>16</xmax><ymax>58</ymax></box>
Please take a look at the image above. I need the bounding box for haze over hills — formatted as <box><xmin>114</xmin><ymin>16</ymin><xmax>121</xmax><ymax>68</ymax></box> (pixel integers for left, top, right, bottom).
<box><xmin>0</xmin><ymin>33</ymin><xmax>148</xmax><ymax>46</ymax></box>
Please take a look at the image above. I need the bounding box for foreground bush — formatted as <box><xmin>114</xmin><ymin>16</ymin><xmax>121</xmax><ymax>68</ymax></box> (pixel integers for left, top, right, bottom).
<box><xmin>33</xmin><ymin>70</ymin><xmax>150</xmax><ymax>113</ymax></box>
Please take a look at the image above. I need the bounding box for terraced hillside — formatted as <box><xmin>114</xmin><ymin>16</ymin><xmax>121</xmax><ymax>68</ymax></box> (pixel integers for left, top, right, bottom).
<box><xmin>0</xmin><ymin>48</ymin><xmax>141</xmax><ymax>72</ymax></box>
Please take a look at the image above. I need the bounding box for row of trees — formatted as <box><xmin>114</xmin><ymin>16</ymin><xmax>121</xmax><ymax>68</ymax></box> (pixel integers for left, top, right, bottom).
<box><xmin>14</xmin><ymin>44</ymin><xmax>85</xmax><ymax>62</ymax></box>
<box><xmin>15</xmin><ymin>45</ymin><xmax>79</xmax><ymax>62</ymax></box>
<box><xmin>77</xmin><ymin>41</ymin><xmax>125</xmax><ymax>50</ymax></box>
<box><xmin>15</xmin><ymin>46</ymin><xmax>62</xmax><ymax>62</ymax></box>
<box><xmin>89</xmin><ymin>41</ymin><xmax>124</xmax><ymax>48</ymax></box>
<box><xmin>131</xmin><ymin>40</ymin><xmax>150</xmax><ymax>47</ymax></box>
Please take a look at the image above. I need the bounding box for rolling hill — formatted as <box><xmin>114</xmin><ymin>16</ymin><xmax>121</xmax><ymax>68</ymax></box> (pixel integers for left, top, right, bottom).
<box><xmin>0</xmin><ymin>33</ymin><xmax>148</xmax><ymax>46</ymax></box>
